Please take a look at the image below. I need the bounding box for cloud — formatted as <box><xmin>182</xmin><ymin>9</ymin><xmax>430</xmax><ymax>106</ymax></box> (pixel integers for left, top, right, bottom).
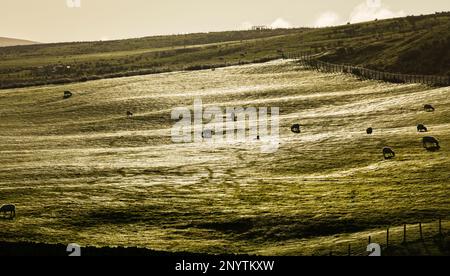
<box><xmin>270</xmin><ymin>18</ymin><xmax>292</xmax><ymax>29</ymax></box>
<box><xmin>314</xmin><ymin>11</ymin><xmax>341</xmax><ymax>27</ymax></box>
<box><xmin>312</xmin><ymin>1</ymin><xmax>405</xmax><ymax>28</ymax></box>
<box><xmin>349</xmin><ymin>1</ymin><xmax>405</xmax><ymax>24</ymax></box>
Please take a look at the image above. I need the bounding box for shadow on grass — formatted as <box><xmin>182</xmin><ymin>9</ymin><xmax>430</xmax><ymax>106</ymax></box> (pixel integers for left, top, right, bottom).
<box><xmin>65</xmin><ymin>204</ymin><xmax>446</xmax><ymax>243</ymax></box>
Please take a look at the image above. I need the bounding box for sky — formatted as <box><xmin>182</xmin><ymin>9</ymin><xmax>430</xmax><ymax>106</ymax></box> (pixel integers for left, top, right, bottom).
<box><xmin>1</xmin><ymin>0</ymin><xmax>449</xmax><ymax>43</ymax></box>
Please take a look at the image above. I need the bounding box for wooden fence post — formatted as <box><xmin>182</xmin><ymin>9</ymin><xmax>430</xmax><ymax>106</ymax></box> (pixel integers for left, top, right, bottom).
<box><xmin>348</xmin><ymin>244</ymin><xmax>351</xmax><ymax>256</ymax></box>
<box><xmin>368</xmin><ymin>236</ymin><xmax>371</xmax><ymax>245</ymax></box>
<box><xmin>403</xmin><ymin>224</ymin><xmax>407</xmax><ymax>244</ymax></box>
<box><xmin>439</xmin><ymin>218</ymin><xmax>442</xmax><ymax>236</ymax></box>
<box><xmin>419</xmin><ymin>222</ymin><xmax>423</xmax><ymax>240</ymax></box>
<box><xmin>386</xmin><ymin>227</ymin><xmax>390</xmax><ymax>248</ymax></box>
<box><xmin>288</xmin><ymin>52</ymin><xmax>448</xmax><ymax>87</ymax></box>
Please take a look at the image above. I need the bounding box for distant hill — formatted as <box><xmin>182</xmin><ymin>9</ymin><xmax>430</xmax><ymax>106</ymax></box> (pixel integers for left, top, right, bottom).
<box><xmin>0</xmin><ymin>12</ymin><xmax>449</xmax><ymax>89</ymax></box>
<box><xmin>0</xmin><ymin>37</ymin><xmax>38</xmax><ymax>47</ymax></box>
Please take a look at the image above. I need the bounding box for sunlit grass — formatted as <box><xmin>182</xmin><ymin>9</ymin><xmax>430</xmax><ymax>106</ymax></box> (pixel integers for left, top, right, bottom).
<box><xmin>0</xmin><ymin>60</ymin><xmax>448</xmax><ymax>255</ymax></box>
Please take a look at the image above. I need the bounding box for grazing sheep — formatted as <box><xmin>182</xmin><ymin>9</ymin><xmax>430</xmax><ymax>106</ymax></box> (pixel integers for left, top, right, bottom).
<box><xmin>0</xmin><ymin>204</ymin><xmax>16</xmax><ymax>219</ymax></box>
<box><xmin>383</xmin><ymin>147</ymin><xmax>395</xmax><ymax>160</ymax></box>
<box><xmin>126</xmin><ymin>111</ymin><xmax>134</xmax><ymax>118</ymax></box>
<box><xmin>227</xmin><ymin>112</ymin><xmax>238</xmax><ymax>122</ymax></box>
<box><xmin>423</xmin><ymin>136</ymin><xmax>440</xmax><ymax>151</ymax></box>
<box><xmin>424</xmin><ymin>104</ymin><xmax>435</xmax><ymax>112</ymax></box>
<box><xmin>366</xmin><ymin>127</ymin><xmax>373</xmax><ymax>135</ymax></box>
<box><xmin>291</xmin><ymin>124</ymin><xmax>301</xmax><ymax>134</ymax></box>
<box><xmin>63</xmin><ymin>91</ymin><xmax>73</xmax><ymax>99</ymax></box>
<box><xmin>417</xmin><ymin>124</ymin><xmax>428</xmax><ymax>132</ymax></box>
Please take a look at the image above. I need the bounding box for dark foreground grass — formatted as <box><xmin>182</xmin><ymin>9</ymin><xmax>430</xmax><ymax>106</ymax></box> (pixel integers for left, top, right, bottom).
<box><xmin>0</xmin><ymin>241</ymin><xmax>211</xmax><ymax>256</ymax></box>
<box><xmin>1</xmin><ymin>232</ymin><xmax>448</xmax><ymax>256</ymax></box>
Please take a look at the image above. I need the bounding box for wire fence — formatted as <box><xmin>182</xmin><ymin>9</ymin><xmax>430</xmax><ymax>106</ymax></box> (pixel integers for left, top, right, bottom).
<box><xmin>325</xmin><ymin>218</ymin><xmax>449</xmax><ymax>256</ymax></box>
<box><xmin>284</xmin><ymin>51</ymin><xmax>450</xmax><ymax>87</ymax></box>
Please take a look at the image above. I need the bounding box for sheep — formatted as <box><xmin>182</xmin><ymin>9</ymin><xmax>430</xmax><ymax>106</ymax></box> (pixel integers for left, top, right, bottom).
<box><xmin>417</xmin><ymin>124</ymin><xmax>428</xmax><ymax>132</ymax></box>
<box><xmin>232</xmin><ymin>113</ymin><xmax>238</xmax><ymax>122</ymax></box>
<box><xmin>126</xmin><ymin>111</ymin><xmax>134</xmax><ymax>118</ymax></box>
<box><xmin>423</xmin><ymin>136</ymin><xmax>440</xmax><ymax>151</ymax></box>
<box><xmin>383</xmin><ymin>147</ymin><xmax>395</xmax><ymax>160</ymax></box>
<box><xmin>0</xmin><ymin>204</ymin><xmax>16</xmax><ymax>219</ymax></box>
<box><xmin>366</xmin><ymin>127</ymin><xmax>373</xmax><ymax>135</ymax></box>
<box><xmin>226</xmin><ymin>112</ymin><xmax>238</xmax><ymax>122</ymax></box>
<box><xmin>291</xmin><ymin>124</ymin><xmax>301</xmax><ymax>134</ymax></box>
<box><xmin>63</xmin><ymin>91</ymin><xmax>73</xmax><ymax>99</ymax></box>
<box><xmin>424</xmin><ymin>104</ymin><xmax>435</xmax><ymax>112</ymax></box>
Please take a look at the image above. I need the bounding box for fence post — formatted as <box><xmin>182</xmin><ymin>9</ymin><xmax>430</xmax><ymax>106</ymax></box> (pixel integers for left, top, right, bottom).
<box><xmin>291</xmin><ymin>53</ymin><xmax>446</xmax><ymax>86</ymax></box>
<box><xmin>439</xmin><ymin>218</ymin><xmax>442</xmax><ymax>236</ymax></box>
<box><xmin>386</xmin><ymin>227</ymin><xmax>390</xmax><ymax>248</ymax></box>
<box><xmin>368</xmin><ymin>236</ymin><xmax>371</xmax><ymax>245</ymax></box>
<box><xmin>419</xmin><ymin>222</ymin><xmax>423</xmax><ymax>240</ymax></box>
<box><xmin>347</xmin><ymin>244</ymin><xmax>351</xmax><ymax>256</ymax></box>
<box><xmin>403</xmin><ymin>224</ymin><xmax>407</xmax><ymax>244</ymax></box>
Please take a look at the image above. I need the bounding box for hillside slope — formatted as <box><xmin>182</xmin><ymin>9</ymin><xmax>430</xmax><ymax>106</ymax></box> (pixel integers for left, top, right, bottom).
<box><xmin>0</xmin><ymin>60</ymin><xmax>449</xmax><ymax>255</ymax></box>
<box><xmin>0</xmin><ymin>12</ymin><xmax>449</xmax><ymax>89</ymax></box>
<box><xmin>320</xmin><ymin>16</ymin><xmax>450</xmax><ymax>75</ymax></box>
<box><xmin>0</xmin><ymin>37</ymin><xmax>38</xmax><ymax>47</ymax></box>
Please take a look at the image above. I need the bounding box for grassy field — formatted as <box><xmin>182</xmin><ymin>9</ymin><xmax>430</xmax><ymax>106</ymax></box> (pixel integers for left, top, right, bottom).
<box><xmin>0</xmin><ymin>60</ymin><xmax>448</xmax><ymax>255</ymax></box>
<box><xmin>1</xmin><ymin>12</ymin><xmax>450</xmax><ymax>89</ymax></box>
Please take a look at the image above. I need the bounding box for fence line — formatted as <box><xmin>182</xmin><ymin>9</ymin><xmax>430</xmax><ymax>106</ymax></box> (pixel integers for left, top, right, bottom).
<box><xmin>284</xmin><ymin>51</ymin><xmax>450</xmax><ymax>87</ymax></box>
<box><xmin>326</xmin><ymin>218</ymin><xmax>448</xmax><ymax>256</ymax></box>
